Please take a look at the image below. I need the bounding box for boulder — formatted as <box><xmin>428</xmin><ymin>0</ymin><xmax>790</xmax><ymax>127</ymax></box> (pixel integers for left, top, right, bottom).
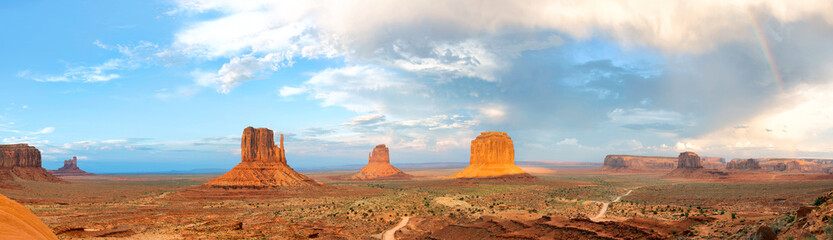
<box><xmin>726</xmin><ymin>159</ymin><xmax>761</xmax><ymax>170</ymax></box>
<box><xmin>49</xmin><ymin>156</ymin><xmax>94</xmax><ymax>177</ymax></box>
<box><xmin>203</xmin><ymin>127</ymin><xmax>322</xmax><ymax>188</ymax></box>
<box><xmin>452</xmin><ymin>132</ymin><xmax>532</xmax><ymax>179</ymax></box>
<box><xmin>349</xmin><ymin>144</ymin><xmax>411</xmax><ymax>180</ymax></box>
<box><xmin>677</xmin><ymin>152</ymin><xmax>703</xmax><ymax>169</ymax></box>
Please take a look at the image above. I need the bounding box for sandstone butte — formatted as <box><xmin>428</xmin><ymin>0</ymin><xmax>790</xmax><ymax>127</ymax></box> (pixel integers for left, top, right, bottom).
<box><xmin>203</xmin><ymin>127</ymin><xmax>322</xmax><ymax>188</ymax></box>
<box><xmin>0</xmin><ymin>193</ymin><xmax>59</xmax><ymax>240</ymax></box>
<box><xmin>452</xmin><ymin>131</ymin><xmax>532</xmax><ymax>179</ymax></box>
<box><xmin>726</xmin><ymin>158</ymin><xmax>762</xmax><ymax>170</ymax></box>
<box><xmin>756</xmin><ymin>158</ymin><xmax>824</xmax><ymax>173</ymax></box>
<box><xmin>49</xmin><ymin>156</ymin><xmax>95</xmax><ymax>177</ymax></box>
<box><xmin>665</xmin><ymin>152</ymin><xmax>729</xmax><ymax>179</ymax></box>
<box><xmin>0</xmin><ymin>144</ymin><xmax>64</xmax><ymax>187</ymax></box>
<box><xmin>603</xmin><ymin>154</ymin><xmax>726</xmax><ymax>170</ymax></box>
<box><xmin>349</xmin><ymin>144</ymin><xmax>411</xmax><ymax>180</ymax></box>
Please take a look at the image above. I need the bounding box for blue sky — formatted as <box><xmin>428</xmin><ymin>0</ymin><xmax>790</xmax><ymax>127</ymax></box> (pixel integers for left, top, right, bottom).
<box><xmin>2</xmin><ymin>1</ymin><xmax>833</xmax><ymax>173</ymax></box>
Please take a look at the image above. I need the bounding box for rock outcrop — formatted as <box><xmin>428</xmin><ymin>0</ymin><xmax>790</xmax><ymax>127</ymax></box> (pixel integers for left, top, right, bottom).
<box><xmin>758</xmin><ymin>159</ymin><xmax>823</xmax><ymax>172</ymax></box>
<box><xmin>202</xmin><ymin>127</ymin><xmax>322</xmax><ymax>188</ymax></box>
<box><xmin>602</xmin><ymin>155</ymin><xmax>677</xmax><ymax>170</ymax></box>
<box><xmin>701</xmin><ymin>157</ymin><xmax>726</xmax><ymax>169</ymax></box>
<box><xmin>665</xmin><ymin>152</ymin><xmax>729</xmax><ymax>179</ymax></box>
<box><xmin>349</xmin><ymin>144</ymin><xmax>411</xmax><ymax>180</ymax></box>
<box><xmin>0</xmin><ymin>193</ymin><xmax>59</xmax><ymax>240</ymax></box>
<box><xmin>726</xmin><ymin>158</ymin><xmax>761</xmax><ymax>170</ymax></box>
<box><xmin>452</xmin><ymin>132</ymin><xmax>533</xmax><ymax>179</ymax></box>
<box><xmin>49</xmin><ymin>156</ymin><xmax>94</xmax><ymax>177</ymax></box>
<box><xmin>0</xmin><ymin>144</ymin><xmax>64</xmax><ymax>188</ymax></box>
<box><xmin>677</xmin><ymin>152</ymin><xmax>703</xmax><ymax>169</ymax></box>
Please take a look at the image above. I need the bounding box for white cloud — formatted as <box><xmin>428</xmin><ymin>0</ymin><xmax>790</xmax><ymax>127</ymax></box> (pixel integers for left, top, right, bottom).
<box><xmin>17</xmin><ymin>41</ymin><xmax>158</xmax><ymax>83</ymax></box>
<box><xmin>556</xmin><ymin>138</ymin><xmax>579</xmax><ymax>146</ymax></box>
<box><xmin>33</xmin><ymin>127</ymin><xmax>55</xmax><ymax>134</ymax></box>
<box><xmin>341</xmin><ymin>113</ymin><xmax>386</xmax><ymax>126</ymax></box>
<box><xmin>278</xmin><ymin>86</ymin><xmax>308</xmax><ymax>97</ymax></box>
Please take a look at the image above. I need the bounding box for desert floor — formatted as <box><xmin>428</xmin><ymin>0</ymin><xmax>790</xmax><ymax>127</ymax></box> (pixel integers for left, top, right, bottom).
<box><xmin>1</xmin><ymin>169</ymin><xmax>831</xmax><ymax>239</ymax></box>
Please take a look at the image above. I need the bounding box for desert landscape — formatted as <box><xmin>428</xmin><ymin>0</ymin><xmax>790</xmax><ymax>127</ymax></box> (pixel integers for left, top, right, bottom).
<box><xmin>2</xmin><ymin>129</ymin><xmax>833</xmax><ymax>239</ymax></box>
<box><xmin>4</xmin><ymin>1</ymin><xmax>833</xmax><ymax>240</ymax></box>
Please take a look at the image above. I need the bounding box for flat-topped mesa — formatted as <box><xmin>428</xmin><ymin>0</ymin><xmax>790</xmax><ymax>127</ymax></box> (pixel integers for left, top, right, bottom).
<box><xmin>0</xmin><ymin>144</ymin><xmax>64</xmax><ymax>187</ymax></box>
<box><xmin>203</xmin><ymin>127</ymin><xmax>322</xmax><ymax>189</ymax></box>
<box><xmin>49</xmin><ymin>156</ymin><xmax>94</xmax><ymax>177</ymax></box>
<box><xmin>757</xmin><ymin>158</ymin><xmax>824</xmax><ymax>172</ymax></box>
<box><xmin>0</xmin><ymin>143</ymin><xmax>42</xmax><ymax>168</ymax></box>
<box><xmin>726</xmin><ymin>158</ymin><xmax>761</xmax><ymax>170</ymax></box>
<box><xmin>602</xmin><ymin>155</ymin><xmax>677</xmax><ymax>170</ymax></box>
<box><xmin>349</xmin><ymin>144</ymin><xmax>411</xmax><ymax>180</ymax></box>
<box><xmin>452</xmin><ymin>132</ymin><xmax>533</xmax><ymax>179</ymax></box>
<box><xmin>677</xmin><ymin>152</ymin><xmax>703</xmax><ymax>169</ymax></box>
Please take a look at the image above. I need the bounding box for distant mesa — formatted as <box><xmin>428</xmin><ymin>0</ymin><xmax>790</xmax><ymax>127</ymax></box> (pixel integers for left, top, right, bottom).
<box><xmin>0</xmin><ymin>144</ymin><xmax>64</xmax><ymax>188</ymax></box>
<box><xmin>0</xmin><ymin>193</ymin><xmax>59</xmax><ymax>240</ymax></box>
<box><xmin>602</xmin><ymin>155</ymin><xmax>676</xmax><ymax>170</ymax></box>
<box><xmin>726</xmin><ymin>158</ymin><xmax>761</xmax><ymax>170</ymax></box>
<box><xmin>665</xmin><ymin>152</ymin><xmax>729</xmax><ymax>179</ymax></box>
<box><xmin>757</xmin><ymin>158</ymin><xmax>824</xmax><ymax>173</ymax></box>
<box><xmin>349</xmin><ymin>144</ymin><xmax>412</xmax><ymax>180</ymax></box>
<box><xmin>452</xmin><ymin>131</ymin><xmax>534</xmax><ymax>180</ymax></box>
<box><xmin>49</xmin><ymin>156</ymin><xmax>95</xmax><ymax>177</ymax></box>
<box><xmin>202</xmin><ymin>127</ymin><xmax>322</xmax><ymax>189</ymax></box>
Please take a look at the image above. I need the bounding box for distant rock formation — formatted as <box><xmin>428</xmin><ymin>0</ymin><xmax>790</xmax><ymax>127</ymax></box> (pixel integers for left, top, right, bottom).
<box><xmin>756</xmin><ymin>159</ymin><xmax>823</xmax><ymax>173</ymax></box>
<box><xmin>602</xmin><ymin>155</ymin><xmax>677</xmax><ymax>170</ymax></box>
<box><xmin>677</xmin><ymin>152</ymin><xmax>703</xmax><ymax>169</ymax></box>
<box><xmin>49</xmin><ymin>156</ymin><xmax>94</xmax><ymax>177</ymax></box>
<box><xmin>202</xmin><ymin>127</ymin><xmax>322</xmax><ymax>188</ymax></box>
<box><xmin>726</xmin><ymin>158</ymin><xmax>761</xmax><ymax>170</ymax></box>
<box><xmin>452</xmin><ymin>132</ymin><xmax>533</xmax><ymax>179</ymax></box>
<box><xmin>666</xmin><ymin>152</ymin><xmax>729</xmax><ymax>179</ymax></box>
<box><xmin>0</xmin><ymin>193</ymin><xmax>59</xmax><ymax>240</ymax></box>
<box><xmin>349</xmin><ymin>144</ymin><xmax>411</xmax><ymax>180</ymax></box>
<box><xmin>0</xmin><ymin>144</ymin><xmax>64</xmax><ymax>188</ymax></box>
<box><xmin>701</xmin><ymin>157</ymin><xmax>726</xmax><ymax>169</ymax></box>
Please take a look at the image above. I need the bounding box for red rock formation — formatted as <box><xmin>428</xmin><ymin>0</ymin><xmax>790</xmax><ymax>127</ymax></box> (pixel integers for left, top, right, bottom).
<box><xmin>677</xmin><ymin>152</ymin><xmax>703</xmax><ymax>169</ymax></box>
<box><xmin>0</xmin><ymin>144</ymin><xmax>41</xmax><ymax>168</ymax></box>
<box><xmin>757</xmin><ymin>159</ymin><xmax>823</xmax><ymax>172</ymax></box>
<box><xmin>203</xmin><ymin>127</ymin><xmax>322</xmax><ymax>188</ymax></box>
<box><xmin>665</xmin><ymin>152</ymin><xmax>730</xmax><ymax>179</ymax></box>
<box><xmin>0</xmin><ymin>193</ymin><xmax>59</xmax><ymax>240</ymax></box>
<box><xmin>602</xmin><ymin>155</ymin><xmax>677</xmax><ymax>170</ymax></box>
<box><xmin>452</xmin><ymin>132</ymin><xmax>532</xmax><ymax>179</ymax></box>
<box><xmin>0</xmin><ymin>144</ymin><xmax>63</xmax><ymax>187</ymax></box>
<box><xmin>349</xmin><ymin>144</ymin><xmax>411</xmax><ymax>180</ymax></box>
<box><xmin>726</xmin><ymin>158</ymin><xmax>761</xmax><ymax>170</ymax></box>
<box><xmin>49</xmin><ymin>156</ymin><xmax>94</xmax><ymax>177</ymax></box>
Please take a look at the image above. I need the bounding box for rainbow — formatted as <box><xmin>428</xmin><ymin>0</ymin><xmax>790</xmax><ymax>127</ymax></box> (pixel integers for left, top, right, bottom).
<box><xmin>748</xmin><ymin>12</ymin><xmax>785</xmax><ymax>94</ymax></box>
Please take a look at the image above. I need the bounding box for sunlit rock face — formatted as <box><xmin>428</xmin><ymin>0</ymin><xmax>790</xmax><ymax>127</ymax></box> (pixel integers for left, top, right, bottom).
<box><xmin>203</xmin><ymin>127</ymin><xmax>321</xmax><ymax>188</ymax></box>
<box><xmin>0</xmin><ymin>193</ymin><xmax>59</xmax><ymax>240</ymax></box>
<box><xmin>677</xmin><ymin>152</ymin><xmax>703</xmax><ymax>169</ymax></box>
<box><xmin>0</xmin><ymin>144</ymin><xmax>63</xmax><ymax>186</ymax></box>
<box><xmin>726</xmin><ymin>158</ymin><xmax>761</xmax><ymax>170</ymax></box>
<box><xmin>452</xmin><ymin>132</ymin><xmax>531</xmax><ymax>179</ymax></box>
<box><xmin>49</xmin><ymin>156</ymin><xmax>94</xmax><ymax>177</ymax></box>
<box><xmin>349</xmin><ymin>144</ymin><xmax>411</xmax><ymax>180</ymax></box>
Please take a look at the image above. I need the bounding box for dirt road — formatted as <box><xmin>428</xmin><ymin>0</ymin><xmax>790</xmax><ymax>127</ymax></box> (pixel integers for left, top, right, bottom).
<box><xmin>591</xmin><ymin>189</ymin><xmax>633</xmax><ymax>221</ymax></box>
<box><xmin>382</xmin><ymin>217</ymin><xmax>410</xmax><ymax>240</ymax></box>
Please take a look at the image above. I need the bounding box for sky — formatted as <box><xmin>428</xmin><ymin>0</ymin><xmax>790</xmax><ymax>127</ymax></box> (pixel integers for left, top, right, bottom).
<box><xmin>2</xmin><ymin>0</ymin><xmax>833</xmax><ymax>173</ymax></box>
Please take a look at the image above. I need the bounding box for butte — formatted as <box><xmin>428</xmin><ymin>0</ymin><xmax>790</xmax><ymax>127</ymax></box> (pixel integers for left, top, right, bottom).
<box><xmin>349</xmin><ymin>144</ymin><xmax>412</xmax><ymax>180</ymax></box>
<box><xmin>0</xmin><ymin>143</ymin><xmax>64</xmax><ymax>188</ymax></box>
<box><xmin>49</xmin><ymin>156</ymin><xmax>95</xmax><ymax>177</ymax></box>
<box><xmin>664</xmin><ymin>152</ymin><xmax>729</xmax><ymax>179</ymax></box>
<box><xmin>452</xmin><ymin>131</ymin><xmax>534</xmax><ymax>180</ymax></box>
<box><xmin>202</xmin><ymin>127</ymin><xmax>322</xmax><ymax>189</ymax></box>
